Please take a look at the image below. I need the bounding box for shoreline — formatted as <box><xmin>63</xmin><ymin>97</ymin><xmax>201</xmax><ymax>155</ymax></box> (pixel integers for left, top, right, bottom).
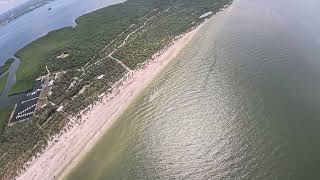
<box><xmin>16</xmin><ymin>20</ymin><xmax>206</xmax><ymax>180</ymax></box>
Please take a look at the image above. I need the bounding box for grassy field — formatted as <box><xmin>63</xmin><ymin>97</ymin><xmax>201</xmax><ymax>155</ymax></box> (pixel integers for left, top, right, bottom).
<box><xmin>0</xmin><ymin>73</ymin><xmax>8</xmax><ymax>95</ymax></box>
<box><xmin>1</xmin><ymin>0</ymin><xmax>233</xmax><ymax>179</ymax></box>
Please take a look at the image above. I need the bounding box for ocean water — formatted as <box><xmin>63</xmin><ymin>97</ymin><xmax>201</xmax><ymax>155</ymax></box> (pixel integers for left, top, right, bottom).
<box><xmin>64</xmin><ymin>0</ymin><xmax>320</xmax><ymax>179</ymax></box>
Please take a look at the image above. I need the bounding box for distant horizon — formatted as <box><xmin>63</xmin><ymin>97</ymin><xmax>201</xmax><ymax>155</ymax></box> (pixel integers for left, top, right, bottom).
<box><xmin>0</xmin><ymin>0</ymin><xmax>31</xmax><ymax>14</ymax></box>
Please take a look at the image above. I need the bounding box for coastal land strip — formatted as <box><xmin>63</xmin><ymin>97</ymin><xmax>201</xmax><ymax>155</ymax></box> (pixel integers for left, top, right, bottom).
<box><xmin>18</xmin><ymin>21</ymin><xmax>204</xmax><ymax>180</ymax></box>
<box><xmin>0</xmin><ymin>0</ymin><xmax>232</xmax><ymax>179</ymax></box>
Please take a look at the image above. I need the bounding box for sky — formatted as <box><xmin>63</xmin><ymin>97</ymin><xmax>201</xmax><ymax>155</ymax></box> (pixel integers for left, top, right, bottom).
<box><xmin>0</xmin><ymin>0</ymin><xmax>30</xmax><ymax>14</ymax></box>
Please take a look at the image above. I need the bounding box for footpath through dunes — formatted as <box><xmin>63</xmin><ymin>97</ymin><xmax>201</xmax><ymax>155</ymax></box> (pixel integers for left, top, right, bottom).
<box><xmin>0</xmin><ymin>0</ymin><xmax>233</xmax><ymax>179</ymax></box>
<box><xmin>17</xmin><ymin>20</ymin><xmax>206</xmax><ymax>180</ymax></box>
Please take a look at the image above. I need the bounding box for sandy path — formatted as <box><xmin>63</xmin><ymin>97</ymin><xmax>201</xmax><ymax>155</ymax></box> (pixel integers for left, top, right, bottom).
<box><xmin>17</xmin><ymin>21</ymin><xmax>205</xmax><ymax>180</ymax></box>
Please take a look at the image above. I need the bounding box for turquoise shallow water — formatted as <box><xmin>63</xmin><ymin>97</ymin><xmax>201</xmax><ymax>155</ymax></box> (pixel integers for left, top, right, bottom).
<box><xmin>65</xmin><ymin>0</ymin><xmax>320</xmax><ymax>179</ymax></box>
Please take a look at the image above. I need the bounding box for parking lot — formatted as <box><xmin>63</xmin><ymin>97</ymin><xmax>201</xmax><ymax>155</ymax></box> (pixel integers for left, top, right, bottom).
<box><xmin>11</xmin><ymin>78</ymin><xmax>45</xmax><ymax>123</ymax></box>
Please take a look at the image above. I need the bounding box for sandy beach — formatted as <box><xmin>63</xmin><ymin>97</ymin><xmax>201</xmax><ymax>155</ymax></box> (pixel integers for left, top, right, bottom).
<box><xmin>17</xmin><ymin>21</ymin><xmax>205</xmax><ymax>180</ymax></box>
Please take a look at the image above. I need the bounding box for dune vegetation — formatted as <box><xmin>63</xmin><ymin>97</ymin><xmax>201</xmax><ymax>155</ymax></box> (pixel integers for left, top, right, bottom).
<box><xmin>0</xmin><ymin>106</ymin><xmax>13</xmax><ymax>140</ymax></box>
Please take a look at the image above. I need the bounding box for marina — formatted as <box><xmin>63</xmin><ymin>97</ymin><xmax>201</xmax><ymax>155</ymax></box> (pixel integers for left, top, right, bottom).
<box><xmin>10</xmin><ymin>78</ymin><xmax>45</xmax><ymax>123</ymax></box>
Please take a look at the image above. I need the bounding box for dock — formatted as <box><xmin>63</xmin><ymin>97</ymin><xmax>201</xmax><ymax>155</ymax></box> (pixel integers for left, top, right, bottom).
<box><xmin>10</xmin><ymin>78</ymin><xmax>45</xmax><ymax>123</ymax></box>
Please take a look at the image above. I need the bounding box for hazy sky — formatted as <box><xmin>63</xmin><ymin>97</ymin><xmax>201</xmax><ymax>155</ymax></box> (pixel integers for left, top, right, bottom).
<box><xmin>0</xmin><ymin>0</ymin><xmax>30</xmax><ymax>14</ymax></box>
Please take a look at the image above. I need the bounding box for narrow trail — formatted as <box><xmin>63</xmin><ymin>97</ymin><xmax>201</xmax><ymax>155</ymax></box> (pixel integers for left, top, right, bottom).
<box><xmin>45</xmin><ymin>66</ymin><xmax>50</xmax><ymax>75</ymax></box>
<box><xmin>83</xmin><ymin>13</ymin><xmax>158</xmax><ymax>74</ymax></box>
<box><xmin>63</xmin><ymin>8</ymin><xmax>172</xmax><ymax>97</ymax></box>
<box><xmin>101</xmin><ymin>24</ymin><xmax>135</xmax><ymax>53</ymax></box>
<box><xmin>60</xmin><ymin>110</ymin><xmax>81</xmax><ymax>125</ymax></box>
<box><xmin>36</xmin><ymin>123</ymin><xmax>50</xmax><ymax>139</ymax></box>
<box><xmin>49</xmin><ymin>9</ymin><xmax>169</xmax><ymax>99</ymax></box>
<box><xmin>109</xmin><ymin>13</ymin><xmax>157</xmax><ymax>57</ymax></box>
<box><xmin>108</xmin><ymin>55</ymin><xmax>131</xmax><ymax>72</ymax></box>
<box><xmin>81</xmin><ymin>24</ymin><xmax>135</xmax><ymax>71</ymax></box>
<box><xmin>81</xmin><ymin>9</ymin><xmax>169</xmax><ymax>77</ymax></box>
<box><xmin>106</xmin><ymin>13</ymin><xmax>160</xmax><ymax>72</ymax></box>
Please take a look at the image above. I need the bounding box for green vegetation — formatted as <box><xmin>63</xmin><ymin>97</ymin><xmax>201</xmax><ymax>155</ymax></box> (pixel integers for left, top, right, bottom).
<box><xmin>1</xmin><ymin>0</ymin><xmax>232</xmax><ymax>179</ymax></box>
<box><xmin>0</xmin><ymin>106</ymin><xmax>13</xmax><ymax>138</ymax></box>
<box><xmin>0</xmin><ymin>58</ymin><xmax>14</xmax><ymax>76</ymax></box>
<box><xmin>0</xmin><ymin>73</ymin><xmax>8</xmax><ymax>95</ymax></box>
<box><xmin>10</xmin><ymin>28</ymin><xmax>73</xmax><ymax>95</ymax></box>
<box><xmin>9</xmin><ymin>1</ymin><xmax>151</xmax><ymax>95</ymax></box>
<box><xmin>0</xmin><ymin>118</ymin><xmax>52</xmax><ymax>179</ymax></box>
<box><xmin>48</xmin><ymin>70</ymin><xmax>81</xmax><ymax>104</ymax></box>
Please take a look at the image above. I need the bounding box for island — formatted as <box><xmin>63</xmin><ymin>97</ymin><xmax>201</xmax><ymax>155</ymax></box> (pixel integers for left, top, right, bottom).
<box><xmin>0</xmin><ymin>0</ymin><xmax>232</xmax><ymax>179</ymax></box>
<box><xmin>0</xmin><ymin>58</ymin><xmax>14</xmax><ymax>76</ymax></box>
<box><xmin>0</xmin><ymin>58</ymin><xmax>14</xmax><ymax>95</ymax></box>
